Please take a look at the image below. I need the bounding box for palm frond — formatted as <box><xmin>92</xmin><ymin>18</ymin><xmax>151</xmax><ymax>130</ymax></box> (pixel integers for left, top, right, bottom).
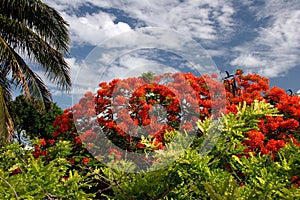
<box><xmin>0</xmin><ymin>0</ymin><xmax>69</xmax><ymax>52</ymax></box>
<box><xmin>12</xmin><ymin>50</ymin><xmax>53</xmax><ymax>110</ymax></box>
<box><xmin>0</xmin><ymin>64</ymin><xmax>12</xmax><ymax>101</ymax></box>
<box><xmin>0</xmin><ymin>0</ymin><xmax>71</xmax><ymax>144</ymax></box>
<box><xmin>0</xmin><ymin>36</ymin><xmax>31</xmax><ymax>97</ymax></box>
<box><xmin>0</xmin><ymin>14</ymin><xmax>71</xmax><ymax>91</ymax></box>
<box><xmin>0</xmin><ymin>86</ymin><xmax>14</xmax><ymax>146</ymax></box>
<box><xmin>0</xmin><ymin>37</ymin><xmax>52</xmax><ymax>110</ymax></box>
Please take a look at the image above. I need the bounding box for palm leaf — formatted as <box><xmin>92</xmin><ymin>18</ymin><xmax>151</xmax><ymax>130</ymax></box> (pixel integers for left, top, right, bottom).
<box><xmin>0</xmin><ymin>37</ymin><xmax>52</xmax><ymax>110</ymax></box>
<box><xmin>0</xmin><ymin>86</ymin><xmax>14</xmax><ymax>146</ymax></box>
<box><xmin>0</xmin><ymin>36</ymin><xmax>31</xmax><ymax>97</ymax></box>
<box><xmin>0</xmin><ymin>14</ymin><xmax>71</xmax><ymax>91</ymax></box>
<box><xmin>0</xmin><ymin>0</ymin><xmax>69</xmax><ymax>52</ymax></box>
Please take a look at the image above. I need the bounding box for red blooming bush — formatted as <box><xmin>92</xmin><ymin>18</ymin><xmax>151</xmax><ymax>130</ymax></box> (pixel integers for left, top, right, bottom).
<box><xmin>31</xmin><ymin>70</ymin><xmax>300</xmax><ymax>198</ymax></box>
<box><xmin>31</xmin><ymin>71</ymin><xmax>299</xmax><ymax>168</ymax></box>
<box><xmin>44</xmin><ymin>72</ymin><xmax>225</xmax><ymax>164</ymax></box>
<box><xmin>222</xmin><ymin>70</ymin><xmax>300</xmax><ymax>156</ymax></box>
<box><xmin>92</xmin><ymin>73</ymin><xmax>225</xmax><ymax>152</ymax></box>
<box><xmin>45</xmin><ymin>70</ymin><xmax>300</xmax><ymax>158</ymax></box>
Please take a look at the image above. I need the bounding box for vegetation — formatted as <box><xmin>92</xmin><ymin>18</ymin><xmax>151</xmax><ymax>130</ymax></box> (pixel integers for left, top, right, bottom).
<box><xmin>98</xmin><ymin>101</ymin><xmax>300</xmax><ymax>199</ymax></box>
<box><xmin>0</xmin><ymin>141</ymin><xmax>95</xmax><ymax>199</ymax></box>
<box><xmin>16</xmin><ymin>70</ymin><xmax>298</xmax><ymax>199</ymax></box>
<box><xmin>9</xmin><ymin>95</ymin><xmax>63</xmax><ymax>144</ymax></box>
<box><xmin>1</xmin><ymin>0</ymin><xmax>299</xmax><ymax>198</ymax></box>
<box><xmin>0</xmin><ymin>0</ymin><xmax>71</xmax><ymax>146</ymax></box>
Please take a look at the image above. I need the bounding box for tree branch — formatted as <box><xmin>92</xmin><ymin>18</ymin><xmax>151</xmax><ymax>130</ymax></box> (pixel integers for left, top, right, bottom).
<box><xmin>0</xmin><ymin>176</ymin><xmax>19</xmax><ymax>200</ymax></box>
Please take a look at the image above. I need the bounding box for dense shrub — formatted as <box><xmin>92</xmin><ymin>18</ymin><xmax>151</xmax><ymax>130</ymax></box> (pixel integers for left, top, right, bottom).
<box><xmin>98</xmin><ymin>101</ymin><xmax>300</xmax><ymax>199</ymax></box>
<box><xmin>0</xmin><ymin>141</ymin><xmax>94</xmax><ymax>199</ymax></box>
<box><xmin>26</xmin><ymin>70</ymin><xmax>300</xmax><ymax>198</ymax></box>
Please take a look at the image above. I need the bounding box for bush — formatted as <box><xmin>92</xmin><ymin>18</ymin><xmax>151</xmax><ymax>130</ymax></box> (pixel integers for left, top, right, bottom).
<box><xmin>30</xmin><ymin>70</ymin><xmax>300</xmax><ymax>198</ymax></box>
<box><xmin>97</xmin><ymin>101</ymin><xmax>300</xmax><ymax>199</ymax></box>
<box><xmin>0</xmin><ymin>141</ymin><xmax>94</xmax><ymax>199</ymax></box>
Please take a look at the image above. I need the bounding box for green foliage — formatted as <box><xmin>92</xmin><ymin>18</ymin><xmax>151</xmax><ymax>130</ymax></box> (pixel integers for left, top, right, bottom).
<box><xmin>0</xmin><ymin>0</ymin><xmax>71</xmax><ymax>145</ymax></box>
<box><xmin>95</xmin><ymin>100</ymin><xmax>300</xmax><ymax>199</ymax></box>
<box><xmin>223</xmin><ymin>100</ymin><xmax>280</xmax><ymax>135</ymax></box>
<box><xmin>0</xmin><ymin>141</ymin><xmax>94</xmax><ymax>199</ymax></box>
<box><xmin>139</xmin><ymin>71</ymin><xmax>156</xmax><ymax>82</ymax></box>
<box><xmin>9</xmin><ymin>95</ymin><xmax>63</xmax><ymax>143</ymax></box>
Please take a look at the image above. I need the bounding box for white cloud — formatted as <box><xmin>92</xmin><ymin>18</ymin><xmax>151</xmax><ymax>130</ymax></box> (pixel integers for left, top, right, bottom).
<box><xmin>41</xmin><ymin>0</ymin><xmax>300</xmax><ymax>88</ymax></box>
<box><xmin>62</xmin><ymin>12</ymin><xmax>131</xmax><ymax>46</ymax></box>
<box><xmin>66</xmin><ymin>58</ymin><xmax>99</xmax><ymax>91</ymax></box>
<box><xmin>101</xmin><ymin>55</ymin><xmax>178</xmax><ymax>83</ymax></box>
<box><xmin>230</xmin><ymin>3</ymin><xmax>300</xmax><ymax>77</ymax></box>
<box><xmin>230</xmin><ymin>54</ymin><xmax>266</xmax><ymax>68</ymax></box>
<box><xmin>108</xmin><ymin>0</ymin><xmax>235</xmax><ymax>43</ymax></box>
<box><xmin>43</xmin><ymin>0</ymin><xmax>236</xmax><ymax>46</ymax></box>
<box><xmin>42</xmin><ymin>0</ymin><xmax>91</xmax><ymax>10</ymax></box>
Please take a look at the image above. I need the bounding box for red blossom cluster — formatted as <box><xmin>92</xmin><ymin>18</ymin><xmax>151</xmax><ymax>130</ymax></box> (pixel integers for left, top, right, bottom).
<box><xmin>11</xmin><ymin>168</ymin><xmax>22</xmax><ymax>175</ymax></box>
<box><xmin>222</xmin><ymin>70</ymin><xmax>300</xmax><ymax>158</ymax></box>
<box><xmin>32</xmin><ymin>108</ymin><xmax>91</xmax><ymax>166</ymax></box>
<box><xmin>32</xmin><ymin>70</ymin><xmax>300</xmax><ymax>186</ymax></box>
<box><xmin>292</xmin><ymin>176</ymin><xmax>300</xmax><ymax>188</ymax></box>
<box><xmin>32</xmin><ymin>144</ymin><xmax>48</xmax><ymax>158</ymax></box>
<box><xmin>90</xmin><ymin>72</ymin><xmax>225</xmax><ymax>152</ymax></box>
<box><xmin>45</xmin><ymin>71</ymin><xmax>300</xmax><ymax>156</ymax></box>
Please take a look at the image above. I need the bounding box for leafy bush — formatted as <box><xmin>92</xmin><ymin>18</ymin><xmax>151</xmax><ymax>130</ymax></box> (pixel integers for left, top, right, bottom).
<box><xmin>97</xmin><ymin>101</ymin><xmax>300</xmax><ymax>199</ymax></box>
<box><xmin>0</xmin><ymin>141</ymin><xmax>94</xmax><ymax>199</ymax></box>
<box><xmin>27</xmin><ymin>70</ymin><xmax>300</xmax><ymax>198</ymax></box>
<box><xmin>9</xmin><ymin>95</ymin><xmax>63</xmax><ymax>143</ymax></box>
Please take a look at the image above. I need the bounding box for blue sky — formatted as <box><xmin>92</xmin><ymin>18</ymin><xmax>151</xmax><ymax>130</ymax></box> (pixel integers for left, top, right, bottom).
<box><xmin>41</xmin><ymin>0</ymin><xmax>300</xmax><ymax>109</ymax></box>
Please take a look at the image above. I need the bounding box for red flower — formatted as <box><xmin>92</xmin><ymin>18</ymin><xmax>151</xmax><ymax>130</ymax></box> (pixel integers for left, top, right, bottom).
<box><xmin>70</xmin><ymin>158</ymin><xmax>75</xmax><ymax>164</ymax></box>
<box><xmin>152</xmin><ymin>139</ymin><xmax>164</xmax><ymax>150</ymax></box>
<box><xmin>97</xmin><ymin>89</ymin><xmax>108</xmax><ymax>96</ymax></box>
<box><xmin>239</xmin><ymin>182</ymin><xmax>246</xmax><ymax>187</ymax></box>
<box><xmin>47</xmin><ymin>139</ymin><xmax>56</xmax><ymax>145</ymax></box>
<box><xmin>40</xmin><ymin>138</ymin><xmax>47</xmax><ymax>146</ymax></box>
<box><xmin>53</xmin><ymin>131</ymin><xmax>61</xmax><ymax>138</ymax></box>
<box><xmin>74</xmin><ymin>137</ymin><xmax>82</xmax><ymax>146</ymax></box>
<box><xmin>108</xmin><ymin>148</ymin><xmax>122</xmax><ymax>161</ymax></box>
<box><xmin>82</xmin><ymin>158</ymin><xmax>90</xmax><ymax>165</ymax></box>
<box><xmin>59</xmin><ymin>123</ymin><xmax>69</xmax><ymax>132</ymax></box>
<box><xmin>87</xmin><ymin>143</ymin><xmax>93</xmax><ymax>150</ymax></box>
<box><xmin>281</xmin><ymin>119</ymin><xmax>299</xmax><ymax>129</ymax></box>
<box><xmin>265</xmin><ymin>139</ymin><xmax>285</xmax><ymax>153</ymax></box>
<box><xmin>11</xmin><ymin>168</ymin><xmax>22</xmax><ymax>175</ymax></box>
<box><xmin>99</xmin><ymin>82</ymin><xmax>107</xmax><ymax>88</ymax></box>
<box><xmin>49</xmin><ymin>70</ymin><xmax>300</xmax><ymax>160</ymax></box>
<box><xmin>292</xmin><ymin>176</ymin><xmax>298</xmax><ymax>181</ymax></box>
<box><xmin>211</xmin><ymin>73</ymin><xmax>218</xmax><ymax>79</ymax></box>
<box><xmin>244</xmin><ymin>130</ymin><xmax>265</xmax><ymax>149</ymax></box>
<box><xmin>260</xmin><ymin>147</ymin><xmax>270</xmax><ymax>155</ymax></box>
<box><xmin>114</xmin><ymin>96</ymin><xmax>127</xmax><ymax>105</ymax></box>
<box><xmin>34</xmin><ymin>144</ymin><xmax>40</xmax><ymax>151</ymax></box>
<box><xmin>84</xmin><ymin>91</ymin><xmax>93</xmax><ymax>97</ymax></box>
<box><xmin>136</xmin><ymin>142</ymin><xmax>146</xmax><ymax>149</ymax></box>
<box><xmin>32</xmin><ymin>151</ymin><xmax>40</xmax><ymax>158</ymax></box>
<box><xmin>181</xmin><ymin>122</ymin><xmax>194</xmax><ymax>132</ymax></box>
<box><xmin>118</xmin><ymin>122</ymin><xmax>129</xmax><ymax>132</ymax></box>
<box><xmin>60</xmin><ymin>176</ymin><xmax>69</xmax><ymax>181</ymax></box>
<box><xmin>40</xmin><ymin>151</ymin><xmax>48</xmax><ymax>157</ymax></box>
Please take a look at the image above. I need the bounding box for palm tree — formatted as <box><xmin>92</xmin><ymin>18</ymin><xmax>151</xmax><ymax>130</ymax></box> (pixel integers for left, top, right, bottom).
<box><xmin>0</xmin><ymin>0</ymin><xmax>71</xmax><ymax>146</ymax></box>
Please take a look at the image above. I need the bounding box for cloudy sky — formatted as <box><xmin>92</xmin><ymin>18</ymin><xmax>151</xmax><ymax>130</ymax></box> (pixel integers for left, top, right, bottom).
<box><xmin>41</xmin><ymin>0</ymin><xmax>300</xmax><ymax>108</ymax></box>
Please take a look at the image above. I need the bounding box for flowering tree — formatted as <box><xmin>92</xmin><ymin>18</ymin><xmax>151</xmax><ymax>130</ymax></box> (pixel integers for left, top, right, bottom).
<box><xmin>30</xmin><ymin>70</ymin><xmax>300</xmax><ymax>197</ymax></box>
<box><xmin>44</xmin><ymin>70</ymin><xmax>300</xmax><ymax>157</ymax></box>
